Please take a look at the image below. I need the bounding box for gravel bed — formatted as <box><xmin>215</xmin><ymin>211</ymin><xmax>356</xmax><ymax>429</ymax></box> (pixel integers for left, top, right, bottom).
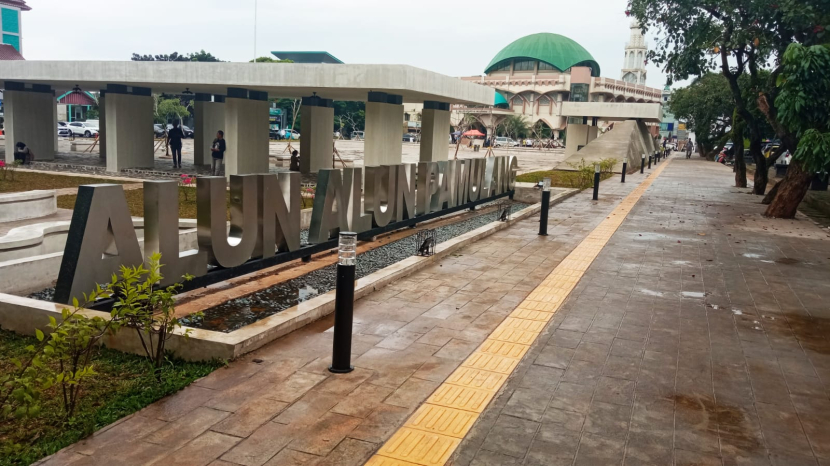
<box><xmin>181</xmin><ymin>201</ymin><xmax>527</xmax><ymax>332</ymax></box>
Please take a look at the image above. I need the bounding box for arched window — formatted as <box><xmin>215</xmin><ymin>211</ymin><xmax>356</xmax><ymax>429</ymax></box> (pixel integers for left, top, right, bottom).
<box><xmin>622</xmin><ymin>72</ymin><xmax>636</xmax><ymax>83</ymax></box>
<box><xmin>538</xmin><ymin>96</ymin><xmax>551</xmax><ymax>105</ymax></box>
<box><xmin>637</xmin><ymin>51</ymin><xmax>643</xmax><ymax>68</ymax></box>
<box><xmin>538</xmin><ymin>61</ymin><xmax>557</xmax><ymax>71</ymax></box>
<box><xmin>513</xmin><ymin>59</ymin><xmax>535</xmax><ymax>71</ymax></box>
<box><xmin>512</xmin><ymin>96</ymin><xmax>524</xmax><ymax>107</ymax></box>
<box><xmin>640</xmin><ymin>74</ymin><xmax>646</xmax><ymax>84</ymax></box>
<box><xmin>627</xmin><ymin>52</ymin><xmax>635</xmax><ymax>69</ymax></box>
<box><xmin>491</xmin><ymin>61</ymin><xmax>510</xmax><ymax>72</ymax></box>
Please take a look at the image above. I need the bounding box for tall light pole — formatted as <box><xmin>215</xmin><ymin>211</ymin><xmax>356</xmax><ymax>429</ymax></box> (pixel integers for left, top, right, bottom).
<box><xmin>253</xmin><ymin>0</ymin><xmax>258</xmax><ymax>62</ymax></box>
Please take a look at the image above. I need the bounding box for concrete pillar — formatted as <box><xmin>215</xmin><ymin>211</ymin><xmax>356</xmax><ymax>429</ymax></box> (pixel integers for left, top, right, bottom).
<box><xmin>564</xmin><ymin>123</ymin><xmax>590</xmax><ymax>157</ymax></box>
<box><xmin>53</xmin><ymin>91</ymin><xmax>59</xmax><ymax>153</ymax></box>
<box><xmin>419</xmin><ymin>101</ymin><xmax>451</xmax><ymax>162</ymax></box>
<box><xmin>299</xmin><ymin>95</ymin><xmax>334</xmax><ymax>174</ymax></box>
<box><xmin>103</xmin><ymin>85</ymin><xmax>154</xmax><ymax>172</ymax></box>
<box><xmin>224</xmin><ymin>88</ymin><xmax>270</xmax><ymax>176</ymax></box>
<box><xmin>98</xmin><ymin>92</ymin><xmax>106</xmax><ymax>159</ymax></box>
<box><xmin>194</xmin><ymin>94</ymin><xmax>225</xmax><ymax>166</ymax></box>
<box><xmin>365</xmin><ymin>92</ymin><xmax>404</xmax><ymax>166</ymax></box>
<box><xmin>4</xmin><ymin>82</ymin><xmax>56</xmax><ymax>163</ymax></box>
<box><xmin>587</xmin><ymin>125</ymin><xmax>599</xmax><ymax>143</ymax></box>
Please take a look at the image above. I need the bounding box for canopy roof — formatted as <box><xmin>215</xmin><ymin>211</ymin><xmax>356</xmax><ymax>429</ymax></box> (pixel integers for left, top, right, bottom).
<box><xmin>270</xmin><ymin>51</ymin><xmax>343</xmax><ymax>64</ymax></box>
<box><xmin>485</xmin><ymin>33</ymin><xmax>601</xmax><ymax>77</ymax></box>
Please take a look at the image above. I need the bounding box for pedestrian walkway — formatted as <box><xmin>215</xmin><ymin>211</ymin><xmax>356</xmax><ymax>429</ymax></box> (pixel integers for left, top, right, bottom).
<box><xmin>447</xmin><ymin>156</ymin><xmax>830</xmax><ymax>466</ymax></box>
<box><xmin>40</xmin><ymin>155</ymin><xmax>652</xmax><ymax>466</ymax></box>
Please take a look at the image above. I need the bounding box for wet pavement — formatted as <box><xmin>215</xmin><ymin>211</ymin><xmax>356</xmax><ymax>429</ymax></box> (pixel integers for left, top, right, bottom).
<box><xmin>450</xmin><ymin>156</ymin><xmax>830</xmax><ymax>466</ymax></box>
<box><xmin>38</xmin><ymin>154</ymin><xmax>830</xmax><ymax>466</ymax></box>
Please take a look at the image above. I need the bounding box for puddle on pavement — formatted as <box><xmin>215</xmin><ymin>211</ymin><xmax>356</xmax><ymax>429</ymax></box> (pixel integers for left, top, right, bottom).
<box><xmin>638</xmin><ymin>289</ymin><xmax>664</xmax><ymax>297</ymax></box>
<box><xmin>775</xmin><ymin>257</ymin><xmax>800</xmax><ymax>265</ymax></box>
<box><xmin>672</xmin><ymin>394</ymin><xmax>761</xmax><ymax>453</ymax></box>
<box><xmin>681</xmin><ymin>291</ymin><xmax>706</xmax><ymax>299</ymax></box>
<box><xmin>742</xmin><ymin>253</ymin><xmax>764</xmax><ymax>259</ymax></box>
<box><xmin>732</xmin><ymin>309</ymin><xmax>743</xmax><ymax>315</ymax></box>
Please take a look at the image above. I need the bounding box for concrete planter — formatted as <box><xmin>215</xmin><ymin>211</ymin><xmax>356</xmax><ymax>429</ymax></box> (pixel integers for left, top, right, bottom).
<box><xmin>0</xmin><ymin>190</ymin><xmax>57</xmax><ymax>222</ymax></box>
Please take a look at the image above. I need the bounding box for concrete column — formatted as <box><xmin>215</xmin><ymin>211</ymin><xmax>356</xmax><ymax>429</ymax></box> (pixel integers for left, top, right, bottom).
<box><xmin>194</xmin><ymin>94</ymin><xmax>225</xmax><ymax>166</ymax></box>
<box><xmin>4</xmin><ymin>82</ymin><xmax>56</xmax><ymax>163</ymax></box>
<box><xmin>53</xmin><ymin>91</ymin><xmax>59</xmax><ymax>153</ymax></box>
<box><xmin>224</xmin><ymin>88</ymin><xmax>269</xmax><ymax>176</ymax></box>
<box><xmin>419</xmin><ymin>101</ymin><xmax>451</xmax><ymax>162</ymax></box>
<box><xmin>365</xmin><ymin>92</ymin><xmax>404</xmax><ymax>166</ymax></box>
<box><xmin>103</xmin><ymin>85</ymin><xmax>154</xmax><ymax>172</ymax></box>
<box><xmin>564</xmin><ymin>123</ymin><xmax>590</xmax><ymax>157</ymax></box>
<box><xmin>299</xmin><ymin>95</ymin><xmax>334</xmax><ymax>174</ymax></box>
<box><xmin>587</xmin><ymin>125</ymin><xmax>599</xmax><ymax>143</ymax></box>
<box><xmin>98</xmin><ymin>92</ymin><xmax>106</xmax><ymax>159</ymax></box>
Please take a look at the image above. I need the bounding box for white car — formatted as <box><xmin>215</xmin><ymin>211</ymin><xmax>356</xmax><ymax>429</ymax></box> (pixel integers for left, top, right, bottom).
<box><xmin>68</xmin><ymin>121</ymin><xmax>99</xmax><ymax>137</ymax></box>
<box><xmin>57</xmin><ymin>126</ymin><xmax>72</xmax><ymax>137</ymax></box>
<box><xmin>494</xmin><ymin>136</ymin><xmax>519</xmax><ymax>148</ymax></box>
<box><xmin>279</xmin><ymin>129</ymin><xmax>300</xmax><ymax>140</ymax></box>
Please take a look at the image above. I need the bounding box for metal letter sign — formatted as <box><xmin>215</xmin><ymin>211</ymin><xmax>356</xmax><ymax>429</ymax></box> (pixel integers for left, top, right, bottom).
<box><xmin>55</xmin><ymin>158</ymin><xmax>518</xmax><ymax>304</ymax></box>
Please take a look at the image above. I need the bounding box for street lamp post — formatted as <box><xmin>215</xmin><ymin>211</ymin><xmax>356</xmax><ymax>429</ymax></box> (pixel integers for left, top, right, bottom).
<box><xmin>329</xmin><ymin>232</ymin><xmax>357</xmax><ymax>374</ymax></box>
<box><xmin>592</xmin><ymin>164</ymin><xmax>601</xmax><ymax>201</ymax></box>
<box><xmin>641</xmin><ymin>154</ymin><xmax>645</xmax><ymax>174</ymax></box>
<box><xmin>621</xmin><ymin>158</ymin><xmax>627</xmax><ymax>183</ymax></box>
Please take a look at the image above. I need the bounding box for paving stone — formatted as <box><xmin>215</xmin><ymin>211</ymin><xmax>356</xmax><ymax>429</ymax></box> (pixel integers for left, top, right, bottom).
<box><xmin>384</xmin><ymin>377</ymin><xmax>442</xmax><ymax>409</ymax></box>
<box><xmin>154</xmin><ymin>431</ymin><xmax>241</xmax><ymax>466</ymax></box>
<box><xmin>288</xmin><ymin>412</ymin><xmax>362</xmax><ymax>456</ymax></box>
<box><xmin>210</xmin><ymin>397</ymin><xmax>288</xmax><ymax>437</ymax></box>
<box><xmin>220</xmin><ymin>421</ymin><xmax>296</xmax><ymax>466</ymax></box>
<box><xmin>144</xmin><ymin>406</ymin><xmax>229</xmax><ymax>449</ymax></box>
<box><xmin>330</xmin><ymin>383</ymin><xmax>395</xmax><ymax>418</ymax></box>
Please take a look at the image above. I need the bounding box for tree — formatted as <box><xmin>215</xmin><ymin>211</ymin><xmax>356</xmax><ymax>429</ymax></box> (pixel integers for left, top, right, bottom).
<box><xmin>669</xmin><ymin>73</ymin><xmax>733</xmax><ymax>161</ymax></box>
<box><xmin>762</xmin><ymin>43</ymin><xmax>830</xmax><ymax>217</ymax></box>
<box><xmin>499</xmin><ymin>115</ymin><xmax>530</xmax><ymax>141</ymax></box>
<box><xmin>131</xmin><ymin>52</ymin><xmax>188</xmax><ymax>62</ymax></box>
<box><xmin>189</xmin><ymin>50</ymin><xmax>222</xmax><ymax>62</ymax></box>
<box><xmin>628</xmin><ymin>0</ymin><xmax>829</xmax><ymax>212</ymax></box>
<box><xmin>333</xmin><ymin>101</ymin><xmax>365</xmax><ymax>137</ymax></box>
<box><xmin>250</xmin><ymin>57</ymin><xmax>293</xmax><ymax>63</ymax></box>
<box><xmin>155</xmin><ymin>96</ymin><xmax>189</xmax><ymax>125</ymax></box>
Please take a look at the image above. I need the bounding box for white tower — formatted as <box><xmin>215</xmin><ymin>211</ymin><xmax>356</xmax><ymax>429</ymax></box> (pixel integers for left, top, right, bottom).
<box><xmin>621</xmin><ymin>20</ymin><xmax>647</xmax><ymax>84</ymax></box>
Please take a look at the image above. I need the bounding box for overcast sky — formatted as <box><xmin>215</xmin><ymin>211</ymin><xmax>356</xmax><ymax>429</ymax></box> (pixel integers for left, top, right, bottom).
<box><xmin>22</xmin><ymin>0</ymin><xmax>670</xmax><ymax>89</ymax></box>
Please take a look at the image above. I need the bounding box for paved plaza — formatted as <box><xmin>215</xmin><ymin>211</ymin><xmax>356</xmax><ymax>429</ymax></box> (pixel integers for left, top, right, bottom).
<box><xmin>37</xmin><ymin>155</ymin><xmax>830</xmax><ymax>465</ymax></box>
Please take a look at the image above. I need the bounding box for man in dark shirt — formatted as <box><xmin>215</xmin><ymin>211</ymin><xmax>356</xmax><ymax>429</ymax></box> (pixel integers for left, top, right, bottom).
<box><xmin>210</xmin><ymin>130</ymin><xmax>226</xmax><ymax>176</ymax></box>
<box><xmin>13</xmin><ymin>142</ymin><xmax>34</xmax><ymax>164</ymax></box>
<box><xmin>290</xmin><ymin>150</ymin><xmax>300</xmax><ymax>171</ymax></box>
<box><xmin>167</xmin><ymin>120</ymin><xmax>185</xmax><ymax>169</ymax></box>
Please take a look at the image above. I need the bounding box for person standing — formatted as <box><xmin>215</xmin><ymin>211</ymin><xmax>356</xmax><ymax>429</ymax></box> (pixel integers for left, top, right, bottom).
<box><xmin>210</xmin><ymin>130</ymin><xmax>226</xmax><ymax>176</ymax></box>
<box><xmin>167</xmin><ymin>120</ymin><xmax>185</xmax><ymax>169</ymax></box>
<box><xmin>686</xmin><ymin>140</ymin><xmax>694</xmax><ymax>159</ymax></box>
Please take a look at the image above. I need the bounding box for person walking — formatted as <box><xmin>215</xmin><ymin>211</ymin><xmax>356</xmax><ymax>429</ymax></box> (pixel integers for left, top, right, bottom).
<box><xmin>686</xmin><ymin>140</ymin><xmax>694</xmax><ymax>159</ymax></box>
<box><xmin>167</xmin><ymin>120</ymin><xmax>185</xmax><ymax>169</ymax></box>
<box><xmin>210</xmin><ymin>130</ymin><xmax>226</xmax><ymax>176</ymax></box>
<box><xmin>289</xmin><ymin>150</ymin><xmax>300</xmax><ymax>172</ymax></box>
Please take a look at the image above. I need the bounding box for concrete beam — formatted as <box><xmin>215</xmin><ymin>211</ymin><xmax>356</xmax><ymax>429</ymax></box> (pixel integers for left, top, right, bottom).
<box><xmin>0</xmin><ymin>61</ymin><xmax>494</xmax><ymax>105</ymax></box>
<box><xmin>224</xmin><ymin>88</ymin><xmax>269</xmax><ymax>176</ymax></box>
<box><xmin>561</xmin><ymin>101</ymin><xmax>663</xmax><ymax>122</ymax></box>
<box><xmin>419</xmin><ymin>101</ymin><xmax>451</xmax><ymax>162</ymax></box>
<box><xmin>4</xmin><ymin>83</ymin><xmax>56</xmax><ymax>163</ymax></box>
<box><xmin>98</xmin><ymin>92</ymin><xmax>106</xmax><ymax>159</ymax></box>
<box><xmin>365</xmin><ymin>92</ymin><xmax>404</xmax><ymax>167</ymax></box>
<box><xmin>194</xmin><ymin>95</ymin><xmax>225</xmax><ymax>166</ymax></box>
<box><xmin>104</xmin><ymin>88</ymin><xmax>154</xmax><ymax>172</ymax></box>
<box><xmin>299</xmin><ymin>96</ymin><xmax>334</xmax><ymax>174</ymax></box>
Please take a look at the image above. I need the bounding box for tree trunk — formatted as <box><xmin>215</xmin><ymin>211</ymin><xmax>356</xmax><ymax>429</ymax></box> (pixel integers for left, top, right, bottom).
<box><xmin>749</xmin><ymin>137</ymin><xmax>767</xmax><ymax>195</ymax></box>
<box><xmin>764</xmin><ymin>161</ymin><xmax>812</xmax><ymax>218</ymax></box>
<box><xmin>762</xmin><ymin>180</ymin><xmax>781</xmax><ymax>204</ymax></box>
<box><xmin>732</xmin><ymin>117</ymin><xmax>747</xmax><ymax>188</ymax></box>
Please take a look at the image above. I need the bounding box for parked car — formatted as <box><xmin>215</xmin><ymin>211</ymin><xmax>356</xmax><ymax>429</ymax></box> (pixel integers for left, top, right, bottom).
<box><xmin>58</xmin><ymin>121</ymin><xmax>69</xmax><ymax>128</ymax></box>
<box><xmin>402</xmin><ymin>133</ymin><xmax>417</xmax><ymax>143</ymax></box>
<box><xmin>493</xmin><ymin>136</ymin><xmax>518</xmax><ymax>148</ymax></box>
<box><xmin>279</xmin><ymin>129</ymin><xmax>300</xmax><ymax>140</ymax></box>
<box><xmin>68</xmin><ymin>121</ymin><xmax>99</xmax><ymax>137</ymax></box>
<box><xmin>153</xmin><ymin>124</ymin><xmax>166</xmax><ymax>138</ymax></box>
<box><xmin>57</xmin><ymin>126</ymin><xmax>72</xmax><ymax>137</ymax></box>
<box><xmin>182</xmin><ymin>125</ymin><xmax>194</xmax><ymax>138</ymax></box>
<box><xmin>270</xmin><ymin>128</ymin><xmax>280</xmax><ymax>139</ymax></box>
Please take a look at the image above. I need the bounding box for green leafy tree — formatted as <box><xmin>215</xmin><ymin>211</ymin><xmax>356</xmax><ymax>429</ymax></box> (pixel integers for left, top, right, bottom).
<box><xmin>155</xmin><ymin>96</ymin><xmax>190</xmax><ymax>125</ymax></box>
<box><xmin>628</xmin><ymin>0</ymin><xmax>829</xmax><ymax>208</ymax></box>
<box><xmin>761</xmin><ymin>43</ymin><xmax>830</xmax><ymax>216</ymax></box>
<box><xmin>131</xmin><ymin>52</ymin><xmax>188</xmax><ymax>62</ymax></box>
<box><xmin>669</xmin><ymin>73</ymin><xmax>733</xmax><ymax>161</ymax></box>
<box><xmin>498</xmin><ymin>115</ymin><xmax>530</xmax><ymax>140</ymax></box>
<box><xmin>189</xmin><ymin>50</ymin><xmax>222</xmax><ymax>62</ymax></box>
<box><xmin>250</xmin><ymin>57</ymin><xmax>293</xmax><ymax>63</ymax></box>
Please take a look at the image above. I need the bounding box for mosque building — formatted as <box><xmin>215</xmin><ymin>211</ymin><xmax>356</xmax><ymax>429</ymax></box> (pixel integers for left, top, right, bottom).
<box><xmin>452</xmin><ymin>24</ymin><xmax>662</xmax><ymax>141</ymax></box>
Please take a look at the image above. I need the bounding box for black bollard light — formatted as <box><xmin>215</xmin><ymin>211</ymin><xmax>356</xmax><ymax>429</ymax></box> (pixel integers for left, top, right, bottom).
<box><xmin>648</xmin><ymin>155</ymin><xmax>652</xmax><ymax>169</ymax></box>
<box><xmin>592</xmin><ymin>164</ymin><xmax>600</xmax><ymax>201</ymax></box>
<box><xmin>641</xmin><ymin>154</ymin><xmax>645</xmax><ymax>174</ymax></box>
<box><xmin>538</xmin><ymin>177</ymin><xmax>550</xmax><ymax>236</ymax></box>
<box><xmin>329</xmin><ymin>232</ymin><xmax>357</xmax><ymax>374</ymax></box>
<box><xmin>621</xmin><ymin>159</ymin><xmax>627</xmax><ymax>183</ymax></box>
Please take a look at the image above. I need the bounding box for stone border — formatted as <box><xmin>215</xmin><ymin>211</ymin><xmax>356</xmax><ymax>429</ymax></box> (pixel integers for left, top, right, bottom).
<box><xmin>0</xmin><ymin>189</ymin><xmax>577</xmax><ymax>361</ymax></box>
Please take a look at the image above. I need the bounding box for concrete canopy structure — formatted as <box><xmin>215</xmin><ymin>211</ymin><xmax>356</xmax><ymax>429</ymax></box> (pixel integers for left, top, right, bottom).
<box><xmin>270</xmin><ymin>51</ymin><xmax>343</xmax><ymax>64</ymax></box>
<box><xmin>0</xmin><ymin>61</ymin><xmax>492</xmax><ymax>173</ymax></box>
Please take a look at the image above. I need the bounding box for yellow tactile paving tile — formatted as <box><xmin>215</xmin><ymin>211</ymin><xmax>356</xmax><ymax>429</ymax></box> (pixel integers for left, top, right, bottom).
<box><xmin>426</xmin><ymin>383</ymin><xmax>495</xmax><ymax>412</ymax></box>
<box><xmin>488</xmin><ymin>326</ymin><xmax>539</xmax><ymax>345</ymax></box>
<box><xmin>446</xmin><ymin>366</ymin><xmax>508</xmax><ymax>391</ymax></box>
<box><xmin>477</xmin><ymin>339</ymin><xmax>530</xmax><ymax>359</ymax></box>
<box><xmin>496</xmin><ymin>317</ymin><xmax>547</xmax><ymax>333</ymax></box>
<box><xmin>405</xmin><ymin>404</ymin><xmax>479</xmax><ymax>438</ymax></box>
<box><xmin>365</xmin><ymin>456</ymin><xmax>423</xmax><ymax>466</ymax></box>
<box><xmin>376</xmin><ymin>427</ymin><xmax>461</xmax><ymax>466</ymax></box>
<box><xmin>367</xmin><ymin>162</ymin><xmax>670</xmax><ymax>465</ymax></box>
<box><xmin>462</xmin><ymin>351</ymin><xmax>522</xmax><ymax>374</ymax></box>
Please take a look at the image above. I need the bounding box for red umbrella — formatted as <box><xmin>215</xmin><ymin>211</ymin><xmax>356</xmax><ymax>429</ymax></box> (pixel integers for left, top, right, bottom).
<box><xmin>462</xmin><ymin>129</ymin><xmax>485</xmax><ymax>137</ymax></box>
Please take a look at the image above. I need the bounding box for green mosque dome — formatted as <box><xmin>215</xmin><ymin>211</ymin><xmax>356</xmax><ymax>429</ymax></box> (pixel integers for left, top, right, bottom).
<box><xmin>485</xmin><ymin>33</ymin><xmax>601</xmax><ymax>77</ymax></box>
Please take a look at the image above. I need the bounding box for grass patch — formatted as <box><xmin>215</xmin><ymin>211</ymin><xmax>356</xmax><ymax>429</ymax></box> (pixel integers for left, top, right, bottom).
<box><xmin>516</xmin><ymin>170</ymin><xmax>613</xmax><ymax>189</ymax></box>
<box><xmin>58</xmin><ymin>187</ymin><xmax>316</xmax><ymax>219</ymax></box>
<box><xmin>0</xmin><ymin>172</ymin><xmax>129</xmax><ymax>194</ymax></box>
<box><xmin>0</xmin><ymin>329</ymin><xmax>222</xmax><ymax>465</ymax></box>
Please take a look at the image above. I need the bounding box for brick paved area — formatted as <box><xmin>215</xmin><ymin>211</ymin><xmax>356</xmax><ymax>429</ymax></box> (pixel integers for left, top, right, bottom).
<box><xmin>451</xmin><ymin>156</ymin><xmax>830</xmax><ymax>466</ymax></box>
<box><xmin>39</xmin><ymin>155</ymin><xmax>650</xmax><ymax>465</ymax></box>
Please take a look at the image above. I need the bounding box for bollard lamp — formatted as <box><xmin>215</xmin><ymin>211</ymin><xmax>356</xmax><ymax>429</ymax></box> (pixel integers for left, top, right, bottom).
<box><xmin>338</xmin><ymin>232</ymin><xmax>357</xmax><ymax>266</ymax></box>
<box><xmin>330</xmin><ymin>231</ymin><xmax>357</xmax><ymax>373</ymax></box>
<box><xmin>542</xmin><ymin>177</ymin><xmax>551</xmax><ymax>192</ymax></box>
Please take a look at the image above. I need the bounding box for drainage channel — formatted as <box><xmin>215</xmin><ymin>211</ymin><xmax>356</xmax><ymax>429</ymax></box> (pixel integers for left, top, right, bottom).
<box><xmin>180</xmin><ymin>201</ymin><xmax>528</xmax><ymax>333</ymax></box>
